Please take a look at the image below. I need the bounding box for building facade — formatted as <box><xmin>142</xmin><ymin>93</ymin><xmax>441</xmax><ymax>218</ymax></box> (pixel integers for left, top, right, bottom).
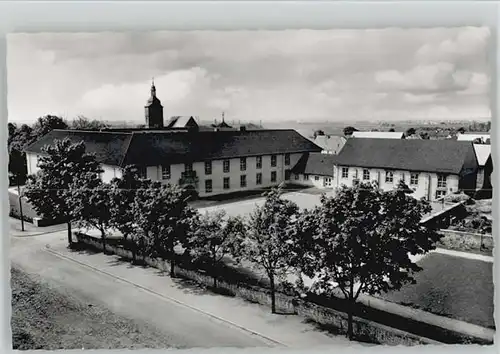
<box><xmin>331</xmin><ymin>138</ymin><xmax>479</xmax><ymax>201</ymax></box>
<box><xmin>25</xmin><ymin>129</ymin><xmax>321</xmax><ymax>198</ymax></box>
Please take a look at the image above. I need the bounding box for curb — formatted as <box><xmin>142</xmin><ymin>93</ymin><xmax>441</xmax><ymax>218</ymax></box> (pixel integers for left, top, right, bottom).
<box><xmin>44</xmin><ymin>246</ymin><xmax>287</xmax><ymax>348</ymax></box>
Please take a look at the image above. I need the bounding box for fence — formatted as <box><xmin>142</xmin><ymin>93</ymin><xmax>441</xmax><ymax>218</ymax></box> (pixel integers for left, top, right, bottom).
<box><xmin>74</xmin><ymin>232</ymin><xmax>492</xmax><ymax>345</ymax></box>
<box><xmin>437</xmin><ymin>229</ymin><xmax>494</xmax><ymax>254</ymax></box>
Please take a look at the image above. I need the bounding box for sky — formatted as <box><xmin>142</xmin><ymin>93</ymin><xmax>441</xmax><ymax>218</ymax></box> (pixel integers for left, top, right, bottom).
<box><xmin>7</xmin><ymin>27</ymin><xmax>492</xmax><ymax>125</ymax></box>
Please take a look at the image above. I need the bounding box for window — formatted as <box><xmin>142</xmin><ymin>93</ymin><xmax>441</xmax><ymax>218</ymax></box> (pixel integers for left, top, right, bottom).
<box><xmin>240</xmin><ymin>157</ymin><xmax>247</xmax><ymax>171</ymax></box>
<box><xmin>315</xmin><ymin>176</ymin><xmax>320</xmax><ymax>181</ymax></box>
<box><xmin>138</xmin><ymin>166</ymin><xmax>147</xmax><ymax>179</ymax></box>
<box><xmin>304</xmin><ymin>174</ymin><xmax>309</xmax><ymax>180</ymax></box>
<box><xmin>240</xmin><ymin>175</ymin><xmax>247</xmax><ymax>187</ymax></box>
<box><xmin>205</xmin><ymin>179</ymin><xmax>212</xmax><ymax>193</ymax></box>
<box><xmin>185</xmin><ymin>163</ymin><xmax>193</xmax><ymax>172</ymax></box>
<box><xmin>161</xmin><ymin>165</ymin><xmax>171</xmax><ymax>180</ymax></box>
<box><xmin>256</xmin><ymin>173</ymin><xmax>262</xmax><ymax>185</ymax></box>
<box><xmin>436</xmin><ymin>190</ymin><xmax>446</xmax><ymax>199</ymax></box>
<box><xmin>285</xmin><ymin>169</ymin><xmax>291</xmax><ymax>180</ymax></box>
<box><xmin>342</xmin><ymin>167</ymin><xmax>349</xmax><ymax>179</ymax></box>
<box><xmin>256</xmin><ymin>156</ymin><xmax>262</xmax><ymax>169</ymax></box>
<box><xmin>285</xmin><ymin>153</ymin><xmax>290</xmax><ymax>165</ymax></box>
<box><xmin>205</xmin><ymin>161</ymin><xmax>212</xmax><ymax>175</ymax></box>
<box><xmin>223</xmin><ymin>159</ymin><xmax>230</xmax><ymax>173</ymax></box>
<box><xmin>363</xmin><ymin>169</ymin><xmax>370</xmax><ymax>181</ymax></box>
<box><xmin>324</xmin><ymin>177</ymin><xmax>332</xmax><ymax>187</ymax></box>
<box><xmin>410</xmin><ymin>173</ymin><xmax>419</xmax><ymax>186</ymax></box>
<box><xmin>385</xmin><ymin>170</ymin><xmax>394</xmax><ymax>183</ymax></box>
<box><xmin>271</xmin><ymin>171</ymin><xmax>277</xmax><ymax>182</ymax></box>
<box><xmin>294</xmin><ymin>174</ymin><xmax>299</xmax><ymax>180</ymax></box>
<box><xmin>437</xmin><ymin>174</ymin><xmax>447</xmax><ymax>188</ymax></box>
<box><xmin>271</xmin><ymin>155</ymin><xmax>277</xmax><ymax>167</ymax></box>
<box><xmin>223</xmin><ymin>177</ymin><xmax>230</xmax><ymax>190</ymax></box>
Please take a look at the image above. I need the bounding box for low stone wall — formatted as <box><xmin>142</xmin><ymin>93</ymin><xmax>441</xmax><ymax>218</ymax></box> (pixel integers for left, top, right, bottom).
<box><xmin>74</xmin><ymin>232</ymin><xmax>443</xmax><ymax>345</ymax></box>
<box><xmin>438</xmin><ymin>229</ymin><xmax>493</xmax><ymax>254</ymax></box>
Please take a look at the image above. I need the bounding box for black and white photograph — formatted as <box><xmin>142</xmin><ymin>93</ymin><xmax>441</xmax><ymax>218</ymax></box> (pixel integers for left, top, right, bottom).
<box><xmin>7</xmin><ymin>27</ymin><xmax>494</xmax><ymax>350</ymax></box>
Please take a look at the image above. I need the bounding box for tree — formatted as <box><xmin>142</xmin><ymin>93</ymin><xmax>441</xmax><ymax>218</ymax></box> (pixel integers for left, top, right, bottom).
<box><xmin>419</xmin><ymin>131</ymin><xmax>430</xmax><ymax>140</ymax></box>
<box><xmin>109</xmin><ymin>165</ymin><xmax>144</xmax><ymax>263</ymax></box>
<box><xmin>24</xmin><ymin>139</ymin><xmax>103</xmax><ymax>247</ymax></box>
<box><xmin>313</xmin><ymin>130</ymin><xmax>325</xmax><ymax>139</ymax></box>
<box><xmin>32</xmin><ymin>115</ymin><xmax>68</xmax><ymax>137</ymax></box>
<box><xmin>188</xmin><ymin>210</ymin><xmax>246</xmax><ymax>288</ymax></box>
<box><xmin>343</xmin><ymin>126</ymin><xmax>358</xmax><ymax>137</ymax></box>
<box><xmin>133</xmin><ymin>182</ymin><xmax>196</xmax><ymax>276</ymax></box>
<box><xmin>388</xmin><ymin>128</ymin><xmax>395</xmax><ymax>132</ymax></box>
<box><xmin>457</xmin><ymin>127</ymin><xmax>466</xmax><ymax>134</ymax></box>
<box><xmin>298</xmin><ymin>181</ymin><xmax>441</xmax><ymax>340</ymax></box>
<box><xmin>405</xmin><ymin>127</ymin><xmax>416</xmax><ymax>136</ymax></box>
<box><xmin>71</xmin><ymin>115</ymin><xmax>108</xmax><ymax>130</ymax></box>
<box><xmin>240</xmin><ymin>186</ymin><xmax>299</xmax><ymax>313</ymax></box>
<box><xmin>72</xmin><ymin>173</ymin><xmax>113</xmax><ymax>253</ymax></box>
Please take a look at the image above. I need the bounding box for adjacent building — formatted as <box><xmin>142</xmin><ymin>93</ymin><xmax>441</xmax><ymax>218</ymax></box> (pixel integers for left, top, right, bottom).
<box><xmin>474</xmin><ymin>144</ymin><xmax>493</xmax><ymax>190</ymax></box>
<box><xmin>457</xmin><ymin>132</ymin><xmax>490</xmax><ymax>143</ymax></box>
<box><xmin>291</xmin><ymin>153</ymin><xmax>337</xmax><ymax>188</ymax></box>
<box><xmin>312</xmin><ymin>135</ymin><xmax>346</xmax><ymax>154</ymax></box>
<box><xmin>332</xmin><ymin>138</ymin><xmax>479</xmax><ymax>200</ymax></box>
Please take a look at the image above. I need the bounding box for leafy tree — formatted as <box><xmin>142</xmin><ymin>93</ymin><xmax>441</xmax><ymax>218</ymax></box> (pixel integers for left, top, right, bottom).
<box><xmin>405</xmin><ymin>127</ymin><xmax>416</xmax><ymax>136</ymax></box>
<box><xmin>109</xmin><ymin>165</ymin><xmax>144</xmax><ymax>262</ymax></box>
<box><xmin>24</xmin><ymin>139</ymin><xmax>103</xmax><ymax>247</ymax></box>
<box><xmin>71</xmin><ymin>115</ymin><xmax>108</xmax><ymax>130</ymax></box>
<box><xmin>32</xmin><ymin>115</ymin><xmax>68</xmax><ymax>137</ymax></box>
<box><xmin>457</xmin><ymin>127</ymin><xmax>466</xmax><ymax>134</ymax></box>
<box><xmin>388</xmin><ymin>128</ymin><xmax>395</xmax><ymax>132</ymax></box>
<box><xmin>72</xmin><ymin>173</ymin><xmax>113</xmax><ymax>253</ymax></box>
<box><xmin>240</xmin><ymin>186</ymin><xmax>299</xmax><ymax>313</ymax></box>
<box><xmin>188</xmin><ymin>210</ymin><xmax>246</xmax><ymax>288</ymax></box>
<box><xmin>419</xmin><ymin>131</ymin><xmax>430</xmax><ymax>140</ymax></box>
<box><xmin>313</xmin><ymin>130</ymin><xmax>325</xmax><ymax>139</ymax></box>
<box><xmin>298</xmin><ymin>181</ymin><xmax>441</xmax><ymax>340</ymax></box>
<box><xmin>133</xmin><ymin>182</ymin><xmax>196</xmax><ymax>276</ymax></box>
<box><xmin>343</xmin><ymin>126</ymin><xmax>358</xmax><ymax>137</ymax></box>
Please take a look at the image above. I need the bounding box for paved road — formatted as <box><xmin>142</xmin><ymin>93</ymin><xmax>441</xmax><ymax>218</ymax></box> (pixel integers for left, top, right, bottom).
<box><xmin>10</xmin><ymin>233</ymin><xmax>275</xmax><ymax>348</ymax></box>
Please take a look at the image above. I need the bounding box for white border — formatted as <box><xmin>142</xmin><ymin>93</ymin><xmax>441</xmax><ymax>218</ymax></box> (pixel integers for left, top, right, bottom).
<box><xmin>0</xmin><ymin>1</ymin><xmax>497</xmax><ymax>353</ymax></box>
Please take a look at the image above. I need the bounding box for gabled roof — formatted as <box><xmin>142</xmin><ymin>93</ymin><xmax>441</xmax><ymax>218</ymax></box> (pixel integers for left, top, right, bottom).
<box><xmin>333</xmin><ymin>138</ymin><xmax>476</xmax><ymax>174</ymax></box>
<box><xmin>352</xmin><ymin>131</ymin><xmax>405</xmax><ymax>139</ymax></box>
<box><xmin>291</xmin><ymin>152</ymin><xmax>337</xmax><ymax>176</ymax></box>
<box><xmin>166</xmin><ymin>116</ymin><xmax>198</xmax><ymax>129</ymax></box>
<box><xmin>313</xmin><ymin>135</ymin><xmax>346</xmax><ymax>154</ymax></box>
<box><xmin>24</xmin><ymin>130</ymin><xmax>133</xmax><ymax>166</ymax></box>
<box><xmin>473</xmin><ymin>144</ymin><xmax>491</xmax><ymax>166</ymax></box>
<box><xmin>25</xmin><ymin>129</ymin><xmax>322</xmax><ymax>167</ymax></box>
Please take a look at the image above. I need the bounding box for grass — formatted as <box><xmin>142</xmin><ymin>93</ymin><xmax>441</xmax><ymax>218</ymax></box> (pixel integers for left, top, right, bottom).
<box><xmin>378</xmin><ymin>253</ymin><xmax>494</xmax><ymax>329</ymax></box>
<box><xmin>11</xmin><ymin>266</ymin><xmax>179</xmax><ymax>350</ymax></box>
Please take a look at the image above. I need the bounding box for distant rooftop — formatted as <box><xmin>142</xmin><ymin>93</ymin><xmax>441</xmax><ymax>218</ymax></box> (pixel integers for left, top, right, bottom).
<box><xmin>352</xmin><ymin>131</ymin><xmax>405</xmax><ymax>139</ymax></box>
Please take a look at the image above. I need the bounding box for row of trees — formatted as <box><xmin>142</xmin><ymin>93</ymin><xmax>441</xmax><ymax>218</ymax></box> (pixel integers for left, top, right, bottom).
<box><xmin>8</xmin><ymin>115</ymin><xmax>108</xmax><ymax>185</ymax></box>
<box><xmin>24</xmin><ymin>138</ymin><xmax>442</xmax><ymax>340</ymax></box>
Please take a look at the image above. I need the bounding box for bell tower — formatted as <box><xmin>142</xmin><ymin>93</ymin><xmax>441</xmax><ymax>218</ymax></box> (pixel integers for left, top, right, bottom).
<box><xmin>145</xmin><ymin>78</ymin><xmax>164</xmax><ymax>128</ymax></box>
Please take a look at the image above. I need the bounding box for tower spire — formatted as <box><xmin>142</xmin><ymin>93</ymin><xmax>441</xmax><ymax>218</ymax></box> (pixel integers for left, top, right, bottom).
<box><xmin>151</xmin><ymin>77</ymin><xmax>156</xmax><ymax>97</ymax></box>
<box><xmin>222</xmin><ymin>111</ymin><xmax>225</xmax><ymax>123</ymax></box>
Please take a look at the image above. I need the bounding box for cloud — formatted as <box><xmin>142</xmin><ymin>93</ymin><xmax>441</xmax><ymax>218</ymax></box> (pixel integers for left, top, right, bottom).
<box><xmin>7</xmin><ymin>28</ymin><xmax>491</xmax><ymax>123</ymax></box>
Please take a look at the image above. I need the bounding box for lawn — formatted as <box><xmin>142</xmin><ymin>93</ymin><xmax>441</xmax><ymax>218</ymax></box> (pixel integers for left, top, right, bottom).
<box><xmin>378</xmin><ymin>253</ymin><xmax>494</xmax><ymax>329</ymax></box>
<box><xmin>11</xmin><ymin>266</ymin><xmax>177</xmax><ymax>350</ymax></box>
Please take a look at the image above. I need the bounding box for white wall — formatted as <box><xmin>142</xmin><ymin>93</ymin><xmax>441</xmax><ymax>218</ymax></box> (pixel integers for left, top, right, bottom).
<box><xmin>100</xmin><ymin>165</ymin><xmax>123</xmax><ymax>183</ymax></box>
<box><xmin>26</xmin><ymin>152</ymin><xmax>39</xmax><ymax>176</ymax></box>
<box><xmin>148</xmin><ymin>153</ymin><xmax>304</xmax><ymax>197</ymax></box>
<box><xmin>333</xmin><ymin>165</ymin><xmax>460</xmax><ymax>201</ymax></box>
<box><xmin>291</xmin><ymin>173</ymin><xmax>333</xmax><ymax>189</ymax></box>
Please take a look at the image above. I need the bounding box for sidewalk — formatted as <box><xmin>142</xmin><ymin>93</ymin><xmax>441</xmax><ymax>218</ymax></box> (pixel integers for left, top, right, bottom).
<box><xmin>45</xmin><ymin>241</ymin><xmax>351</xmax><ymax>348</ymax></box>
<box><xmin>9</xmin><ymin>217</ymin><xmax>67</xmax><ymax>237</ymax></box>
<box><xmin>434</xmin><ymin>248</ymin><xmax>494</xmax><ymax>263</ymax></box>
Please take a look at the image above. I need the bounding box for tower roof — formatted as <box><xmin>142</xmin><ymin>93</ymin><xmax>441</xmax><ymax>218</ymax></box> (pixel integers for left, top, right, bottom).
<box><xmin>145</xmin><ymin>78</ymin><xmax>162</xmax><ymax>107</ymax></box>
